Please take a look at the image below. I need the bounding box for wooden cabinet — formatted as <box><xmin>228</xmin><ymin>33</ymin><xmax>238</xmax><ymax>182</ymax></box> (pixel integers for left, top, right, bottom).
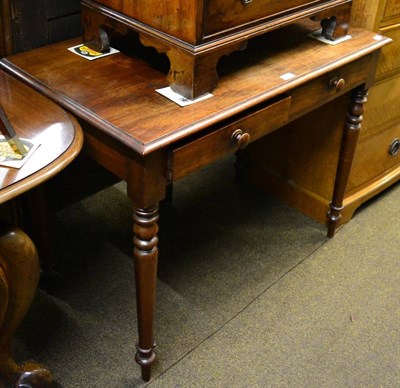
<box><xmin>82</xmin><ymin>0</ymin><xmax>353</xmax><ymax>99</ymax></box>
<box><xmin>240</xmin><ymin>0</ymin><xmax>400</xmax><ymax>226</ymax></box>
<box><xmin>344</xmin><ymin>0</ymin><xmax>400</xmax><ymax>218</ymax></box>
<box><xmin>0</xmin><ymin>0</ymin><xmax>81</xmax><ymax>55</ymax></box>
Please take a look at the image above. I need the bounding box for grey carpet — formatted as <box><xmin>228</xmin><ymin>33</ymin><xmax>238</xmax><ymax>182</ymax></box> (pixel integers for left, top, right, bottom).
<box><xmin>14</xmin><ymin>155</ymin><xmax>400</xmax><ymax>387</ymax></box>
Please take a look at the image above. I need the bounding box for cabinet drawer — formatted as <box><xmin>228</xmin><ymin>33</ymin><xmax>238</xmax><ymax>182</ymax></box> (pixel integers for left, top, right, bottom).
<box><xmin>381</xmin><ymin>0</ymin><xmax>400</xmax><ymax>26</ymax></box>
<box><xmin>90</xmin><ymin>0</ymin><xmax>197</xmax><ymax>43</ymax></box>
<box><xmin>204</xmin><ymin>0</ymin><xmax>324</xmax><ymax>37</ymax></box>
<box><xmin>360</xmin><ymin>73</ymin><xmax>400</xmax><ymax>137</ymax></box>
<box><xmin>289</xmin><ymin>55</ymin><xmax>372</xmax><ymax>119</ymax></box>
<box><xmin>376</xmin><ymin>23</ymin><xmax>400</xmax><ymax>80</ymax></box>
<box><xmin>171</xmin><ymin>96</ymin><xmax>291</xmax><ymax>180</ymax></box>
<box><xmin>347</xmin><ymin>124</ymin><xmax>400</xmax><ymax>191</ymax></box>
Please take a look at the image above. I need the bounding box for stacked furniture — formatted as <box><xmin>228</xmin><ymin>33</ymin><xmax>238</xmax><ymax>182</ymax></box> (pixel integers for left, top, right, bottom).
<box><xmin>81</xmin><ymin>0</ymin><xmax>353</xmax><ymax>99</ymax></box>
<box><xmin>1</xmin><ymin>21</ymin><xmax>391</xmax><ymax>381</ymax></box>
<box><xmin>0</xmin><ymin>0</ymin><xmax>395</xmax><ymax>384</ymax></box>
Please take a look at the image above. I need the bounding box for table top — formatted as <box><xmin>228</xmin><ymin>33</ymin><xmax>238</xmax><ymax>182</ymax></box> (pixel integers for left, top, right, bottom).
<box><xmin>0</xmin><ymin>70</ymin><xmax>83</xmax><ymax>204</ymax></box>
<box><xmin>0</xmin><ymin>22</ymin><xmax>391</xmax><ymax>155</ymax></box>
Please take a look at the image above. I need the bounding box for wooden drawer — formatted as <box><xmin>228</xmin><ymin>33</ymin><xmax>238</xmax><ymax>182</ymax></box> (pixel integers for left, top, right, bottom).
<box><xmin>381</xmin><ymin>0</ymin><xmax>400</xmax><ymax>26</ymax></box>
<box><xmin>289</xmin><ymin>55</ymin><xmax>372</xmax><ymax>120</ymax></box>
<box><xmin>360</xmin><ymin>73</ymin><xmax>400</xmax><ymax>137</ymax></box>
<box><xmin>89</xmin><ymin>0</ymin><xmax>197</xmax><ymax>43</ymax></box>
<box><xmin>171</xmin><ymin>96</ymin><xmax>291</xmax><ymax>180</ymax></box>
<box><xmin>347</xmin><ymin>123</ymin><xmax>400</xmax><ymax>192</ymax></box>
<box><xmin>204</xmin><ymin>0</ymin><xmax>323</xmax><ymax>37</ymax></box>
<box><xmin>90</xmin><ymin>0</ymin><xmax>350</xmax><ymax>44</ymax></box>
<box><xmin>376</xmin><ymin>23</ymin><xmax>400</xmax><ymax>80</ymax></box>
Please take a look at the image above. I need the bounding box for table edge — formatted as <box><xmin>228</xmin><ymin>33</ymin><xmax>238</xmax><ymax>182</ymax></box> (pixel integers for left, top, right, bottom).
<box><xmin>0</xmin><ymin>35</ymin><xmax>391</xmax><ymax>156</ymax></box>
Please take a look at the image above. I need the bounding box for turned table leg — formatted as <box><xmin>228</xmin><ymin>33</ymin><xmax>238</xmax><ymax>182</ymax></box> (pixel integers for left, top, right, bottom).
<box><xmin>0</xmin><ymin>224</ymin><xmax>52</xmax><ymax>387</ymax></box>
<box><xmin>132</xmin><ymin>206</ymin><xmax>159</xmax><ymax>382</ymax></box>
<box><xmin>327</xmin><ymin>86</ymin><xmax>368</xmax><ymax>237</ymax></box>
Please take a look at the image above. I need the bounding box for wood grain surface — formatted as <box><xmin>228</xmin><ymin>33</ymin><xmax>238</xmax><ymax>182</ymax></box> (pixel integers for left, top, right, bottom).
<box><xmin>1</xmin><ymin>23</ymin><xmax>391</xmax><ymax>155</ymax></box>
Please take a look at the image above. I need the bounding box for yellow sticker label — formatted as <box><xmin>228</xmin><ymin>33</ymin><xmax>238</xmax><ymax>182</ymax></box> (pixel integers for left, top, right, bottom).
<box><xmin>76</xmin><ymin>45</ymin><xmax>103</xmax><ymax>57</ymax></box>
<box><xmin>0</xmin><ymin>140</ymin><xmax>31</xmax><ymax>161</ymax></box>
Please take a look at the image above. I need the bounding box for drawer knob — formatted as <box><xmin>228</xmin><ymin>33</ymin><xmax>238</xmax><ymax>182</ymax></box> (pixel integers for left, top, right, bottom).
<box><xmin>389</xmin><ymin>138</ymin><xmax>400</xmax><ymax>157</ymax></box>
<box><xmin>242</xmin><ymin>0</ymin><xmax>253</xmax><ymax>3</ymax></box>
<box><xmin>231</xmin><ymin>129</ymin><xmax>251</xmax><ymax>149</ymax></box>
<box><xmin>328</xmin><ymin>76</ymin><xmax>346</xmax><ymax>91</ymax></box>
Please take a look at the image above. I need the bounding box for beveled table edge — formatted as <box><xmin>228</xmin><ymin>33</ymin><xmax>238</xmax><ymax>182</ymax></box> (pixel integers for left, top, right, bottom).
<box><xmin>0</xmin><ymin>113</ymin><xmax>84</xmax><ymax>204</ymax></box>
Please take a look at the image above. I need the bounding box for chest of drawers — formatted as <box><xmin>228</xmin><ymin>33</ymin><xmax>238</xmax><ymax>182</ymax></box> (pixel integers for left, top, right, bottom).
<box><xmin>238</xmin><ymin>0</ymin><xmax>399</xmax><ymax>227</ymax></box>
<box><xmin>344</xmin><ymin>0</ymin><xmax>400</xmax><ymax>214</ymax></box>
<box><xmin>82</xmin><ymin>0</ymin><xmax>353</xmax><ymax>99</ymax></box>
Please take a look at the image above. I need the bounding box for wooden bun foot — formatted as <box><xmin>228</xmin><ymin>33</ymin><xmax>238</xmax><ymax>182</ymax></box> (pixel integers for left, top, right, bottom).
<box><xmin>14</xmin><ymin>362</ymin><xmax>53</xmax><ymax>388</ymax></box>
<box><xmin>0</xmin><ymin>225</ymin><xmax>53</xmax><ymax>387</ymax></box>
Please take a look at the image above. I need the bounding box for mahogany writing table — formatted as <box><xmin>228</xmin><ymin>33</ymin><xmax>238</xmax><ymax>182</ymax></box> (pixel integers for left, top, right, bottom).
<box><xmin>0</xmin><ymin>22</ymin><xmax>391</xmax><ymax>382</ymax></box>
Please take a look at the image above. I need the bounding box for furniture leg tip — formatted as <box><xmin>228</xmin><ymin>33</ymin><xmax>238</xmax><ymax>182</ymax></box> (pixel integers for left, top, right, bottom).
<box><xmin>14</xmin><ymin>361</ymin><xmax>53</xmax><ymax>387</ymax></box>
<box><xmin>135</xmin><ymin>343</ymin><xmax>156</xmax><ymax>382</ymax></box>
<box><xmin>327</xmin><ymin>228</ymin><xmax>335</xmax><ymax>238</ymax></box>
<box><xmin>140</xmin><ymin>365</ymin><xmax>151</xmax><ymax>382</ymax></box>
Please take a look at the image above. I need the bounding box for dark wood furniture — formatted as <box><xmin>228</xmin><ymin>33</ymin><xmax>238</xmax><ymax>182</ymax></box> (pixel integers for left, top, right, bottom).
<box><xmin>0</xmin><ymin>0</ymin><xmax>81</xmax><ymax>56</ymax></box>
<box><xmin>0</xmin><ymin>22</ymin><xmax>390</xmax><ymax>382</ymax></box>
<box><xmin>0</xmin><ymin>70</ymin><xmax>83</xmax><ymax>387</ymax></box>
<box><xmin>82</xmin><ymin>0</ymin><xmax>353</xmax><ymax>99</ymax></box>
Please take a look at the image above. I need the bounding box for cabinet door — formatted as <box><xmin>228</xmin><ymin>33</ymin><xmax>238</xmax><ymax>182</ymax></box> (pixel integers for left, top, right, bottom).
<box><xmin>347</xmin><ymin>124</ymin><xmax>400</xmax><ymax>192</ymax></box>
<box><xmin>204</xmin><ymin>0</ymin><xmax>326</xmax><ymax>37</ymax></box>
<box><xmin>376</xmin><ymin>23</ymin><xmax>400</xmax><ymax>80</ymax></box>
<box><xmin>359</xmin><ymin>75</ymin><xmax>400</xmax><ymax>139</ymax></box>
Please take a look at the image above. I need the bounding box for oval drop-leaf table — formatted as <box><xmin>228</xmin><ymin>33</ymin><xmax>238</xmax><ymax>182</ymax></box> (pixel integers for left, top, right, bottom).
<box><xmin>0</xmin><ymin>70</ymin><xmax>83</xmax><ymax>387</ymax></box>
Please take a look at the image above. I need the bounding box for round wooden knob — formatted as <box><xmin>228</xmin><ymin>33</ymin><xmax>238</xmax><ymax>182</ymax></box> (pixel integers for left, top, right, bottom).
<box><xmin>231</xmin><ymin>129</ymin><xmax>251</xmax><ymax>149</ymax></box>
<box><xmin>329</xmin><ymin>76</ymin><xmax>346</xmax><ymax>91</ymax></box>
